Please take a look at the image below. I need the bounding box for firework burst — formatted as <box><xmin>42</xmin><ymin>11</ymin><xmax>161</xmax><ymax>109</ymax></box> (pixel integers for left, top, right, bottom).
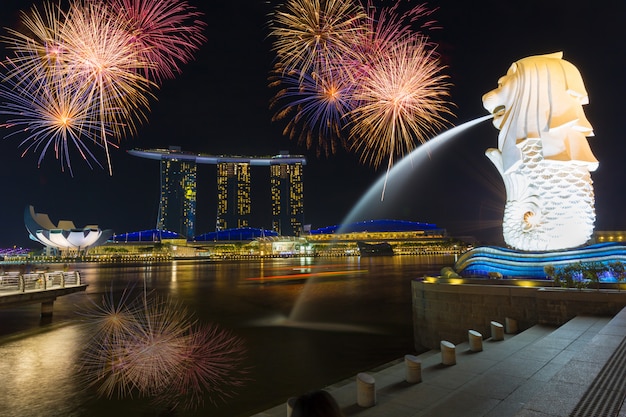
<box><xmin>108</xmin><ymin>0</ymin><xmax>207</xmax><ymax>83</ymax></box>
<box><xmin>348</xmin><ymin>35</ymin><xmax>452</xmax><ymax>198</ymax></box>
<box><xmin>269</xmin><ymin>0</ymin><xmax>455</xmax><ymax>191</ymax></box>
<box><xmin>269</xmin><ymin>0</ymin><xmax>368</xmax><ymax>77</ymax></box>
<box><xmin>347</xmin><ymin>1</ymin><xmax>440</xmax><ymax>79</ymax></box>
<box><xmin>0</xmin><ymin>58</ymin><xmax>110</xmax><ymax>174</ymax></box>
<box><xmin>270</xmin><ymin>64</ymin><xmax>354</xmax><ymax>156</ymax></box>
<box><xmin>60</xmin><ymin>0</ymin><xmax>156</xmax><ymax>173</ymax></box>
<box><xmin>1</xmin><ymin>1</ymin><xmax>66</xmax><ymax>85</ymax></box>
<box><xmin>0</xmin><ymin>0</ymin><xmax>205</xmax><ymax>174</ymax></box>
<box><xmin>348</xmin><ymin>35</ymin><xmax>452</xmax><ymax>170</ymax></box>
<box><xmin>78</xmin><ymin>288</ymin><xmax>249</xmax><ymax>410</ymax></box>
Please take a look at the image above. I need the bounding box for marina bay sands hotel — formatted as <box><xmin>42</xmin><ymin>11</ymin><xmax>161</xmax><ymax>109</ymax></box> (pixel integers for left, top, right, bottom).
<box><xmin>128</xmin><ymin>147</ymin><xmax>306</xmax><ymax>239</ymax></box>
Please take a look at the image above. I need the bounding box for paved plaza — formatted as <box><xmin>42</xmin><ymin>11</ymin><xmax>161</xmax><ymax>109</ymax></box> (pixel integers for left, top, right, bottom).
<box><xmin>255</xmin><ymin>308</ymin><xmax>626</xmax><ymax>417</ymax></box>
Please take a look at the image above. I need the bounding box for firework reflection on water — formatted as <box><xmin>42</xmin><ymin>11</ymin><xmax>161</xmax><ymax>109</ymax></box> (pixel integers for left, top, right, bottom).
<box><xmin>77</xmin><ymin>287</ymin><xmax>249</xmax><ymax>411</ymax></box>
<box><xmin>0</xmin><ymin>257</ymin><xmax>446</xmax><ymax>417</ymax></box>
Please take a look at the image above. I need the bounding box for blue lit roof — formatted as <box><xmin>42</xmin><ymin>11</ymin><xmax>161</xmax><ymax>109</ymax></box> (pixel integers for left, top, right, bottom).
<box><xmin>194</xmin><ymin>228</ymin><xmax>278</xmax><ymax>242</ymax></box>
<box><xmin>110</xmin><ymin>229</ymin><xmax>182</xmax><ymax>242</ymax></box>
<box><xmin>310</xmin><ymin>219</ymin><xmax>440</xmax><ymax>235</ymax></box>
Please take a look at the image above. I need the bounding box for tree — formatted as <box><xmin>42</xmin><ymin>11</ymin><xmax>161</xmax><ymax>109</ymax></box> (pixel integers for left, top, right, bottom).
<box><xmin>581</xmin><ymin>261</ymin><xmax>607</xmax><ymax>290</ymax></box>
<box><xmin>544</xmin><ymin>264</ymin><xmax>557</xmax><ymax>285</ymax></box>
<box><xmin>608</xmin><ymin>261</ymin><xmax>625</xmax><ymax>291</ymax></box>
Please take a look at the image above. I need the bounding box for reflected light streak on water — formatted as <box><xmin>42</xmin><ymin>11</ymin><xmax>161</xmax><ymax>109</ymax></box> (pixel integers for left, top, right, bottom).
<box><xmin>244</xmin><ymin>269</ymin><xmax>368</xmax><ymax>281</ymax></box>
<box><xmin>171</xmin><ymin>262</ymin><xmax>178</xmax><ymax>282</ymax></box>
<box><xmin>247</xmin><ymin>314</ymin><xmax>386</xmax><ymax>334</ymax></box>
<box><xmin>0</xmin><ymin>325</ymin><xmax>83</xmax><ymax>417</ymax></box>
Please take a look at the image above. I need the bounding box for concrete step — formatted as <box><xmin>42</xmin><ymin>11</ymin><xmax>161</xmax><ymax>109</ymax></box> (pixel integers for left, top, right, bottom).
<box><xmin>252</xmin><ymin>314</ymin><xmax>625</xmax><ymax>417</ymax></box>
<box><xmin>521</xmin><ymin>311</ymin><xmax>626</xmax><ymax>417</ymax></box>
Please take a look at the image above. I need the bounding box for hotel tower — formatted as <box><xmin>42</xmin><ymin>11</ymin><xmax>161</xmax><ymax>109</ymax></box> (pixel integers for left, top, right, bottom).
<box><xmin>128</xmin><ymin>147</ymin><xmax>306</xmax><ymax>238</ymax></box>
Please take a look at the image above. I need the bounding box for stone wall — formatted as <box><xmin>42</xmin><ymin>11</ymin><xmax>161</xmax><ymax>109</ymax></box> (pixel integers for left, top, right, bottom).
<box><xmin>412</xmin><ymin>279</ymin><xmax>626</xmax><ymax>350</ymax></box>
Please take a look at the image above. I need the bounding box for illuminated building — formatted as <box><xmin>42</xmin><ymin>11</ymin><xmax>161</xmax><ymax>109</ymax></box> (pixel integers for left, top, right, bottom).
<box><xmin>217</xmin><ymin>160</ymin><xmax>251</xmax><ymax>230</ymax></box>
<box><xmin>128</xmin><ymin>147</ymin><xmax>306</xmax><ymax>237</ymax></box>
<box><xmin>156</xmin><ymin>149</ymin><xmax>197</xmax><ymax>238</ymax></box>
<box><xmin>24</xmin><ymin>205</ymin><xmax>112</xmax><ymax>255</ymax></box>
<box><xmin>271</xmin><ymin>153</ymin><xmax>305</xmax><ymax>236</ymax></box>
<box><xmin>593</xmin><ymin>231</ymin><xmax>626</xmax><ymax>244</ymax></box>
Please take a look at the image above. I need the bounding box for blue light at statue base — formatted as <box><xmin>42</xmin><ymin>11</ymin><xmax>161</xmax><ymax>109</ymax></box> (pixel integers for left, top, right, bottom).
<box><xmin>454</xmin><ymin>242</ymin><xmax>626</xmax><ymax>282</ymax></box>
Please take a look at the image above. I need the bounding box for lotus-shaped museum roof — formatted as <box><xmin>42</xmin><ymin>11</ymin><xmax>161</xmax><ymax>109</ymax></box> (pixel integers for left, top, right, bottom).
<box><xmin>24</xmin><ymin>205</ymin><xmax>112</xmax><ymax>250</ymax></box>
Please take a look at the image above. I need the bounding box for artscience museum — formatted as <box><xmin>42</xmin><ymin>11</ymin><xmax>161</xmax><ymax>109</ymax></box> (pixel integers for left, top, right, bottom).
<box><xmin>24</xmin><ymin>205</ymin><xmax>112</xmax><ymax>254</ymax></box>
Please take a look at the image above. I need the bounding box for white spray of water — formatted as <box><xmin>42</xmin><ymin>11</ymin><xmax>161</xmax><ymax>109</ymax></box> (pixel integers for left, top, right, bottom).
<box><xmin>341</xmin><ymin>114</ymin><xmax>494</xmax><ymax>230</ymax></box>
<box><xmin>285</xmin><ymin>115</ymin><xmax>494</xmax><ymax>327</ymax></box>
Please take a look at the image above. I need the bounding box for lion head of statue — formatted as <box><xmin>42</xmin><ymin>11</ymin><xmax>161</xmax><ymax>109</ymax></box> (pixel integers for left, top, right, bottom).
<box><xmin>482</xmin><ymin>52</ymin><xmax>597</xmax><ymax>173</ymax></box>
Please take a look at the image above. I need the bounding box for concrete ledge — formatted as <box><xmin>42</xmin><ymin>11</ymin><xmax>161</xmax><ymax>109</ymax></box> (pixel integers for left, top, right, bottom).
<box><xmin>412</xmin><ymin>279</ymin><xmax>626</xmax><ymax>350</ymax></box>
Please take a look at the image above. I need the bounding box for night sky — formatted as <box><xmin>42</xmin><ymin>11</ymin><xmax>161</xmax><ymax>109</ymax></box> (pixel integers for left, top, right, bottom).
<box><xmin>0</xmin><ymin>0</ymin><xmax>623</xmax><ymax>248</ymax></box>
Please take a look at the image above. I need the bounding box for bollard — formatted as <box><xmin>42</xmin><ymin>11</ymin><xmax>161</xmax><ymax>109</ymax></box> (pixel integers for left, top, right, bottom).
<box><xmin>356</xmin><ymin>372</ymin><xmax>376</xmax><ymax>407</ymax></box>
<box><xmin>505</xmin><ymin>317</ymin><xmax>518</xmax><ymax>334</ymax></box>
<box><xmin>491</xmin><ymin>321</ymin><xmax>504</xmax><ymax>341</ymax></box>
<box><xmin>468</xmin><ymin>330</ymin><xmax>483</xmax><ymax>352</ymax></box>
<box><xmin>404</xmin><ymin>354</ymin><xmax>422</xmax><ymax>383</ymax></box>
<box><xmin>440</xmin><ymin>340</ymin><xmax>456</xmax><ymax>365</ymax></box>
<box><xmin>286</xmin><ymin>396</ymin><xmax>297</xmax><ymax>417</ymax></box>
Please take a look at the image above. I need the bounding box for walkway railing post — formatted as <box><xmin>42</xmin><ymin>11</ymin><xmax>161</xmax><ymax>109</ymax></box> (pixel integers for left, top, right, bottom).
<box><xmin>19</xmin><ymin>274</ymin><xmax>24</xmax><ymax>292</ymax></box>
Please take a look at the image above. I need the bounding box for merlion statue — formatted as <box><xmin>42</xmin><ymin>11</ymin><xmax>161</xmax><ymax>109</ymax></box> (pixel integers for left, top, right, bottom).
<box><xmin>482</xmin><ymin>52</ymin><xmax>598</xmax><ymax>251</ymax></box>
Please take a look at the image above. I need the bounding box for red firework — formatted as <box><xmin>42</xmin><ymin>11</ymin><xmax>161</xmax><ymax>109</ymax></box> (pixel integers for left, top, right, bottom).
<box><xmin>107</xmin><ymin>0</ymin><xmax>207</xmax><ymax>83</ymax></box>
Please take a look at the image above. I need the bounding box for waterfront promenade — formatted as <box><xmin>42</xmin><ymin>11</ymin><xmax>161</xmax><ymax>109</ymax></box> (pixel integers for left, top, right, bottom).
<box><xmin>0</xmin><ymin>270</ymin><xmax>86</xmax><ymax>316</ymax></box>
<box><xmin>255</xmin><ymin>309</ymin><xmax>626</xmax><ymax>417</ymax></box>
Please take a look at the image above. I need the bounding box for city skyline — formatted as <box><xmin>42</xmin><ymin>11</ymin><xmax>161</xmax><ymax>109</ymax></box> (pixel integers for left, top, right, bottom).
<box><xmin>0</xmin><ymin>0</ymin><xmax>623</xmax><ymax>248</ymax></box>
<box><xmin>130</xmin><ymin>147</ymin><xmax>306</xmax><ymax>238</ymax></box>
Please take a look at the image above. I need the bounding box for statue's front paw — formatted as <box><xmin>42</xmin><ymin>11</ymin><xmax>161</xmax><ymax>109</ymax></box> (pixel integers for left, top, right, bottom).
<box><xmin>485</xmin><ymin>148</ymin><xmax>504</xmax><ymax>175</ymax></box>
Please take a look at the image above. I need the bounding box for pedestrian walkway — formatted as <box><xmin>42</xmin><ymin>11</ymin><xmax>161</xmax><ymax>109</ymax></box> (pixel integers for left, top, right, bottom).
<box><xmin>254</xmin><ymin>308</ymin><xmax>626</xmax><ymax>417</ymax></box>
<box><xmin>0</xmin><ymin>270</ymin><xmax>86</xmax><ymax>317</ymax></box>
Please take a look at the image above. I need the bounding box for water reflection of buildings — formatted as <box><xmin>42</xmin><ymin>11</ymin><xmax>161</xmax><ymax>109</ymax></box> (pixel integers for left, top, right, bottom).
<box><xmin>128</xmin><ymin>147</ymin><xmax>306</xmax><ymax>238</ymax></box>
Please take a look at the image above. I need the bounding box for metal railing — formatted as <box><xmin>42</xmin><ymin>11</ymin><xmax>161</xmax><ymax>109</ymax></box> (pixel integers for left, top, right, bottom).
<box><xmin>0</xmin><ymin>271</ymin><xmax>81</xmax><ymax>292</ymax></box>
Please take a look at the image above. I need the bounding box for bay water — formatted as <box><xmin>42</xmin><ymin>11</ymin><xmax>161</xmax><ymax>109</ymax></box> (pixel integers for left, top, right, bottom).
<box><xmin>0</xmin><ymin>255</ymin><xmax>453</xmax><ymax>417</ymax></box>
